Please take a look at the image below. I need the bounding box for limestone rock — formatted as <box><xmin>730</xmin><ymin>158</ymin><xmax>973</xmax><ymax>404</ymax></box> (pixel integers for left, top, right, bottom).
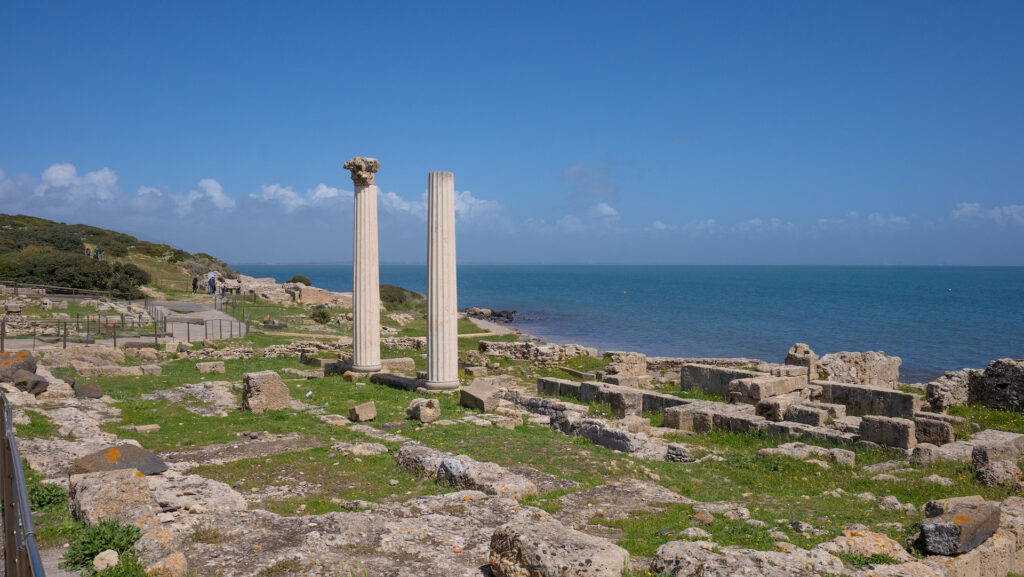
<box><xmin>968</xmin><ymin>358</ymin><xmax>1024</xmax><ymax>411</ymax></box>
<box><xmin>818</xmin><ymin>350</ymin><xmax>901</xmax><ymax>387</ymax></box>
<box><xmin>652</xmin><ymin>539</ymin><xmax>844</xmax><ymax>577</ymax></box>
<box><xmin>924</xmin><ymin>495</ymin><xmax>987</xmax><ymax>518</ymax></box>
<box><xmin>859</xmin><ymin>415</ymin><xmax>916</xmax><ymax>450</ymax></box>
<box><xmin>69</xmin><ymin>468</ymin><xmax>159</xmax><ymax>526</ymax></box>
<box><xmin>93</xmin><ymin>550</ymin><xmax>119</xmax><ymax>572</ymax></box>
<box><xmin>921</xmin><ymin>502</ymin><xmax>1000</xmax><ymax>555</ymax></box>
<box><xmin>816</xmin><ymin>529</ymin><xmax>913</xmax><ymax>562</ymax></box>
<box><xmin>74</xmin><ymin>382</ymin><xmax>103</xmax><ymax>399</ymax></box>
<box><xmin>461</xmin><ymin>380</ymin><xmax>501</xmax><ymax>412</ymax></box>
<box><xmin>241</xmin><ymin>370</ymin><xmax>290</xmax><ymax>412</ymax></box>
<box><xmin>71</xmin><ymin>444</ymin><xmax>168</xmax><ymax>476</ymax></box>
<box><xmin>195</xmin><ymin>361</ymin><xmax>226</xmax><ymax>374</ymax></box>
<box><xmin>603</xmin><ymin>351</ymin><xmax>647</xmax><ymax>376</ymax></box>
<box><xmin>784</xmin><ymin>343</ymin><xmax>817</xmax><ymax>381</ymax></box>
<box><xmin>11</xmin><ymin>369</ymin><xmax>47</xmax><ymax>395</ymax></box>
<box><xmin>349</xmin><ymin>401</ymin><xmax>377</xmax><ymax>422</ymax></box>
<box><xmin>972</xmin><ymin>444</ymin><xmax>1023</xmax><ymax>486</ymax></box>
<box><xmin>0</xmin><ymin>350</ymin><xmax>37</xmax><ymax>381</ymax></box>
<box><xmin>437</xmin><ymin>456</ymin><xmax>537</xmax><ymax>498</ymax></box>
<box><xmin>489</xmin><ymin>517</ymin><xmax>629</xmax><ymax>577</ymax></box>
<box><xmin>407</xmin><ymin>398</ymin><xmax>440</xmax><ymax>423</ymax></box>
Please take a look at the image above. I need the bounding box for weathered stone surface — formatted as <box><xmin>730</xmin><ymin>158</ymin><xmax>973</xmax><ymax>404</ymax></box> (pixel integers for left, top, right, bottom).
<box><xmin>680</xmin><ymin>364</ymin><xmax>760</xmax><ymax>398</ymax></box>
<box><xmin>652</xmin><ymin>539</ymin><xmax>844</xmax><ymax>577</ymax></box>
<box><xmin>11</xmin><ymin>369</ymin><xmax>48</xmax><ymax>394</ymax></box>
<box><xmin>77</xmin><ymin>365</ymin><xmax>144</xmax><ymax>377</ymax></box>
<box><xmin>972</xmin><ymin>445</ymin><xmax>1022</xmax><ymax>487</ymax></box>
<box><xmin>925</xmin><ymin>495</ymin><xmax>987</xmax><ymax>518</ymax></box>
<box><xmin>437</xmin><ymin>456</ymin><xmax>537</xmax><ymax>498</ymax></box>
<box><xmin>241</xmin><ymin>370</ymin><xmax>290</xmax><ymax>412</ymax></box>
<box><xmin>784</xmin><ymin>343</ymin><xmax>817</xmax><ymax>381</ymax></box>
<box><xmin>143</xmin><ymin>381</ymin><xmax>237</xmax><ymax>417</ymax></box>
<box><xmin>603</xmin><ymin>351</ymin><xmax>647</xmax><ymax>376</ymax></box>
<box><xmin>816</xmin><ymin>529</ymin><xmax>913</xmax><ymax>562</ymax></box>
<box><xmin>784</xmin><ymin>404</ymin><xmax>828</xmax><ymax>427</ymax></box>
<box><xmin>93</xmin><ymin>550</ymin><xmax>119</xmax><ymax>572</ymax></box>
<box><xmin>71</xmin><ymin>444</ymin><xmax>168</xmax><ymax>476</ymax></box>
<box><xmin>489</xmin><ymin>517</ymin><xmax>629</xmax><ymax>577</ymax></box>
<box><xmin>461</xmin><ymin>380</ymin><xmax>501</xmax><ymax>411</ymax></box>
<box><xmin>478</xmin><ymin>340</ymin><xmax>597</xmax><ymax>363</ymax></box>
<box><xmin>195</xmin><ymin>361</ymin><xmax>226</xmax><ymax>374</ymax></box>
<box><xmin>0</xmin><ymin>350</ymin><xmax>37</xmax><ymax>381</ymax></box>
<box><xmin>817</xmin><ymin>350</ymin><xmax>901</xmax><ymax>387</ymax></box>
<box><xmin>817</xmin><ymin>381</ymin><xmax>919</xmax><ymax>418</ymax></box>
<box><xmin>915</xmin><ymin>416</ymin><xmax>956</xmax><ymax>445</ymax></box>
<box><xmin>553</xmin><ymin>481</ymin><xmax>693</xmax><ymax>529</ymax></box>
<box><xmin>406</xmin><ymin>398</ymin><xmax>440</xmax><ymax>423</ymax></box>
<box><xmin>859</xmin><ymin>416</ymin><xmax>916</xmax><ymax>450</ymax></box>
<box><xmin>349</xmin><ymin>401</ymin><xmax>377</xmax><ymax>422</ymax></box>
<box><xmin>729</xmin><ymin>375</ymin><xmax>806</xmax><ymax>404</ymax></box>
<box><xmin>381</xmin><ymin>356</ymin><xmax>416</xmax><ymax>371</ymax></box>
<box><xmin>968</xmin><ymin>358</ymin><xmax>1024</xmax><ymax>411</ymax></box>
<box><xmin>396</xmin><ymin>442</ymin><xmax>448</xmax><ymax>477</ymax></box>
<box><xmin>69</xmin><ymin>468</ymin><xmax>159</xmax><ymax>526</ymax></box>
<box><xmin>922</xmin><ymin>502</ymin><xmax>1000</xmax><ymax>555</ymax></box>
<box><xmin>73</xmin><ymin>382</ymin><xmax>103</xmax><ymax>399</ymax></box>
<box><xmin>343</xmin><ymin>156</ymin><xmax>380</xmax><ymax>186</ymax></box>
<box><xmin>927</xmin><ymin>369</ymin><xmax>979</xmax><ymax>411</ymax></box>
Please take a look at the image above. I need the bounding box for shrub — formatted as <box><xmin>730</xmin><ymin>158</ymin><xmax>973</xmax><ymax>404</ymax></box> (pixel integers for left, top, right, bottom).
<box><xmin>379</xmin><ymin>284</ymin><xmax>425</xmax><ymax>310</ymax></box>
<box><xmin>288</xmin><ymin>275</ymin><xmax>312</xmax><ymax>286</ymax></box>
<box><xmin>310</xmin><ymin>305</ymin><xmax>332</xmax><ymax>324</ymax></box>
<box><xmin>61</xmin><ymin>520</ymin><xmax>141</xmax><ymax>573</ymax></box>
<box><xmin>28</xmin><ymin>481</ymin><xmax>67</xmax><ymax>512</ymax></box>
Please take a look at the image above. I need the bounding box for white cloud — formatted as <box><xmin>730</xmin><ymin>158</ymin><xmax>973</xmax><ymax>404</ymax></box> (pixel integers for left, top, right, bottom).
<box><xmin>952</xmin><ymin>202</ymin><xmax>1024</xmax><ymax>226</ymax></box>
<box><xmin>198</xmin><ymin>178</ymin><xmax>236</xmax><ymax>211</ymax></box>
<box><xmin>378</xmin><ymin>189</ymin><xmax>501</xmax><ymax>223</ymax></box>
<box><xmin>651</xmin><ymin>220</ymin><xmax>675</xmax><ymax>231</ymax></box>
<box><xmin>587</xmin><ymin>202</ymin><xmax>619</xmax><ymax>219</ymax></box>
<box><xmin>867</xmin><ymin>213</ymin><xmax>908</xmax><ymax>226</ymax></box>
<box><xmin>32</xmin><ymin>162</ymin><xmax>119</xmax><ymax>201</ymax></box>
<box><xmin>380</xmin><ymin>190</ymin><xmax>427</xmax><ymax>219</ymax></box>
<box><xmin>250</xmin><ymin>183</ymin><xmax>352</xmax><ymax>213</ymax></box>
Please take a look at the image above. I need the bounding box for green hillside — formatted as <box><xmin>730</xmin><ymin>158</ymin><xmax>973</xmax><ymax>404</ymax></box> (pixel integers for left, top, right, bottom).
<box><xmin>0</xmin><ymin>214</ymin><xmax>233</xmax><ymax>297</ymax></box>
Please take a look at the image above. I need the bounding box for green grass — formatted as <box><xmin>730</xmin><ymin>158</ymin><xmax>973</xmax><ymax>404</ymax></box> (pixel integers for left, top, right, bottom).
<box><xmin>564</xmin><ymin>355</ymin><xmax>611</xmax><ymax>372</ymax></box>
<box><xmin>25</xmin><ymin>464</ymin><xmax>84</xmax><ymax>547</ymax></box>
<box><xmin>836</xmin><ymin>552</ymin><xmax>900</xmax><ymax>568</ymax></box>
<box><xmin>192</xmin><ymin>446</ymin><xmax>450</xmax><ymax>513</ymax></box>
<box><xmin>17</xmin><ymin>409</ymin><xmax>58</xmax><ymax>439</ymax></box>
<box><xmin>950</xmin><ymin>404</ymin><xmax>1024</xmax><ymax>437</ymax></box>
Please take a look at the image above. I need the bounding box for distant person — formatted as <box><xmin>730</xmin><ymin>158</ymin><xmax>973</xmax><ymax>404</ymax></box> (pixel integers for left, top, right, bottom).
<box><xmin>219</xmin><ymin>279</ymin><xmax>226</xmax><ymax>298</ymax></box>
<box><xmin>208</xmin><ymin>275</ymin><xmax>216</xmax><ymax>295</ymax></box>
<box><xmin>191</xmin><ymin>277</ymin><xmax>199</xmax><ymax>294</ymax></box>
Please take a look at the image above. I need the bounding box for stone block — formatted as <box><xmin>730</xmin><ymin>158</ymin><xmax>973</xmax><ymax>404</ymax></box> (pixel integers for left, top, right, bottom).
<box><xmin>680</xmin><ymin>364</ymin><xmax>759</xmax><ymax>398</ymax></box>
<box><xmin>603</xmin><ymin>351</ymin><xmax>647</xmax><ymax>376</ymax></box>
<box><xmin>603</xmin><ymin>374</ymin><xmax>638</xmax><ymax>387</ymax></box>
<box><xmin>406</xmin><ymin>398</ymin><xmax>440</xmax><ymax>423</ymax></box>
<box><xmin>915</xmin><ymin>416</ymin><xmax>956</xmax><ymax>446</ymax></box>
<box><xmin>859</xmin><ymin>415</ymin><xmax>916</xmax><ymax>450</ymax></box>
<box><xmin>0</xmin><ymin>351</ymin><xmax>37</xmax><ymax>381</ymax></box>
<box><xmin>71</xmin><ymin>444</ymin><xmax>168</xmax><ymax>476</ymax></box>
<box><xmin>349</xmin><ymin>401</ymin><xmax>377</xmax><ymax>422</ymax></box>
<box><xmin>922</xmin><ymin>502</ymin><xmax>1000</xmax><ymax>555</ymax></box>
<box><xmin>968</xmin><ymin>358</ymin><xmax>1024</xmax><ymax>411</ymax></box>
<box><xmin>817</xmin><ymin>381</ymin><xmax>919</xmax><ymax>418</ymax></box>
<box><xmin>729</xmin><ymin>375</ymin><xmax>806</xmax><ymax>404</ymax></box>
<box><xmin>195</xmin><ymin>361</ymin><xmax>225</xmax><ymax>374</ymax></box>
<box><xmin>784</xmin><ymin>343</ymin><xmax>818</xmax><ymax>382</ymax></box>
<box><xmin>69</xmin><ymin>469</ymin><xmax>159</xmax><ymax>526</ymax></box>
<box><xmin>437</xmin><ymin>457</ymin><xmax>537</xmax><ymax>498</ymax></box>
<box><xmin>771</xmin><ymin>365</ymin><xmax>809</xmax><ymax>378</ymax></box>
<box><xmin>972</xmin><ymin>429</ymin><xmax>1024</xmax><ymax>461</ymax></box>
<box><xmin>640</xmin><ymin>391</ymin><xmax>688</xmax><ymax>414</ymax></box>
<box><xmin>756</xmin><ymin>397</ymin><xmax>798</xmax><ymax>421</ymax></box>
<box><xmin>381</xmin><ymin>357</ymin><xmax>416</xmax><ymax>372</ymax></box>
<box><xmin>241</xmin><ymin>370</ymin><xmax>290</xmax><ymax>412</ymax></box>
<box><xmin>73</xmin><ymin>382</ymin><xmax>103</xmax><ymax>399</ymax></box>
<box><xmin>489</xmin><ymin>518</ymin><xmax>629</xmax><ymax>577</ymax></box>
<box><xmin>396</xmin><ymin>442</ymin><xmax>447</xmax><ymax>477</ymax></box>
<box><xmin>140</xmin><ymin>365</ymin><xmax>161</xmax><ymax>376</ymax></box>
<box><xmin>11</xmin><ymin>369</ymin><xmax>48</xmax><ymax>395</ymax></box>
<box><xmin>925</xmin><ymin>495</ymin><xmax>987</xmax><ymax>518</ymax></box>
<box><xmin>461</xmin><ymin>380</ymin><xmax>501</xmax><ymax>411</ymax></box>
<box><xmin>605</xmin><ymin>387</ymin><xmax>643</xmax><ymax>419</ymax></box>
<box><xmin>784</xmin><ymin>404</ymin><xmax>828</xmax><ymax>427</ymax></box>
<box><xmin>465</xmin><ymin>366</ymin><xmax>488</xmax><ymax>377</ymax></box>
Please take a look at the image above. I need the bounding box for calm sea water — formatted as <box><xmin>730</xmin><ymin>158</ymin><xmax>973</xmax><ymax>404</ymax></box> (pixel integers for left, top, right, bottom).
<box><xmin>233</xmin><ymin>265</ymin><xmax>1024</xmax><ymax>382</ymax></box>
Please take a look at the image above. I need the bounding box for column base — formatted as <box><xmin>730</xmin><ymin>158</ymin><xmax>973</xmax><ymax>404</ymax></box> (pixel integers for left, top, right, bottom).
<box><xmin>350</xmin><ymin>364</ymin><xmax>382</xmax><ymax>373</ymax></box>
<box><xmin>423</xmin><ymin>379</ymin><xmax>460</xmax><ymax>391</ymax></box>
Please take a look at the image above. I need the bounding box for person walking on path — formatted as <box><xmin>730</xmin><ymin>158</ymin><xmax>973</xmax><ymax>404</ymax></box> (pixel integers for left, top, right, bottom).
<box><xmin>191</xmin><ymin>277</ymin><xmax>199</xmax><ymax>294</ymax></box>
<box><xmin>208</xmin><ymin>275</ymin><xmax>216</xmax><ymax>296</ymax></box>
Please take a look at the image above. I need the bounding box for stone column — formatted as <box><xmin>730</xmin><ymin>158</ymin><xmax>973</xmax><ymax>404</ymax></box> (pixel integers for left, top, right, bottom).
<box><xmin>426</xmin><ymin>171</ymin><xmax>459</xmax><ymax>389</ymax></box>
<box><xmin>344</xmin><ymin>157</ymin><xmax>381</xmax><ymax>372</ymax></box>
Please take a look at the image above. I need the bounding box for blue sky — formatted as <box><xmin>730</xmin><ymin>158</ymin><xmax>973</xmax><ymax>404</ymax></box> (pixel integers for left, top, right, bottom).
<box><xmin>1</xmin><ymin>1</ymin><xmax>1022</xmax><ymax>265</ymax></box>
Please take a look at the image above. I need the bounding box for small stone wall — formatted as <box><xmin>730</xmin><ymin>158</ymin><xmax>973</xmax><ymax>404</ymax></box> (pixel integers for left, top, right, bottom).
<box><xmin>815</xmin><ymin>381</ymin><xmax>920</xmax><ymax>419</ymax></box>
<box><xmin>680</xmin><ymin>364</ymin><xmax>761</xmax><ymax>398</ymax></box>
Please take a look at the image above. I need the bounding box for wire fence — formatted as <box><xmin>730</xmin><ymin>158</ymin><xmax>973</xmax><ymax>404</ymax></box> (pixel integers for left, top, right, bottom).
<box><xmin>0</xmin><ymin>281</ymin><xmax>111</xmax><ymax>299</ymax></box>
<box><xmin>0</xmin><ymin>391</ymin><xmax>45</xmax><ymax>576</ymax></box>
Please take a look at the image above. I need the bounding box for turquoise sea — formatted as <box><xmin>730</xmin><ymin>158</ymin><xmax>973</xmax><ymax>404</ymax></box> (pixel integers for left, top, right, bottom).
<box><xmin>233</xmin><ymin>265</ymin><xmax>1024</xmax><ymax>382</ymax></box>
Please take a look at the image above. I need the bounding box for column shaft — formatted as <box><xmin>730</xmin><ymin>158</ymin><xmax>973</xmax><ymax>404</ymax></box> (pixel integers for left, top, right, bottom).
<box><xmin>352</xmin><ymin>183</ymin><xmax>381</xmax><ymax>372</ymax></box>
<box><xmin>426</xmin><ymin>172</ymin><xmax>459</xmax><ymax>389</ymax></box>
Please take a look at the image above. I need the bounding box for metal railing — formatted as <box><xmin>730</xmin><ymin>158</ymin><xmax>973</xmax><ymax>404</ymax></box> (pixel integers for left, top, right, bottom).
<box><xmin>0</xmin><ymin>391</ymin><xmax>45</xmax><ymax>576</ymax></box>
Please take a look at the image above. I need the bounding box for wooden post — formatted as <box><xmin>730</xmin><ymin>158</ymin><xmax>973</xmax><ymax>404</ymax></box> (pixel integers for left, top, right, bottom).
<box><xmin>63</xmin><ymin>321</ymin><xmax>67</xmax><ymax>349</ymax></box>
<box><xmin>76</xmin><ymin>312</ymin><xmax>80</xmax><ymax>332</ymax></box>
<box><xmin>1</xmin><ymin>319</ymin><xmax>5</xmax><ymax>352</ymax></box>
<box><xmin>112</xmin><ymin>325</ymin><xmax>117</xmax><ymax>348</ymax></box>
<box><xmin>186</xmin><ymin>322</ymin><xmax>190</xmax><ymax>343</ymax></box>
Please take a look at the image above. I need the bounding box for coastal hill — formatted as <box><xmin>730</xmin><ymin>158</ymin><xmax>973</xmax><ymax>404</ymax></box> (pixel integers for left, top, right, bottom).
<box><xmin>0</xmin><ymin>213</ymin><xmax>233</xmax><ymax>296</ymax></box>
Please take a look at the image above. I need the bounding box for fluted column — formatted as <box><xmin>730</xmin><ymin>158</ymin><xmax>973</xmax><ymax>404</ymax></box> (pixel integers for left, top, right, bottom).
<box><xmin>426</xmin><ymin>171</ymin><xmax>459</xmax><ymax>389</ymax></box>
<box><xmin>344</xmin><ymin>157</ymin><xmax>381</xmax><ymax>372</ymax></box>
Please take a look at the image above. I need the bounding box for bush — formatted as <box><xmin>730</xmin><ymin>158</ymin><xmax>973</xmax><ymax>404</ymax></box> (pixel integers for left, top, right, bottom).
<box><xmin>61</xmin><ymin>520</ymin><xmax>141</xmax><ymax>573</ymax></box>
<box><xmin>379</xmin><ymin>284</ymin><xmax>425</xmax><ymax>310</ymax></box>
<box><xmin>28</xmin><ymin>481</ymin><xmax>67</xmax><ymax>512</ymax></box>
<box><xmin>310</xmin><ymin>305</ymin><xmax>332</xmax><ymax>324</ymax></box>
<box><xmin>288</xmin><ymin>275</ymin><xmax>312</xmax><ymax>286</ymax></box>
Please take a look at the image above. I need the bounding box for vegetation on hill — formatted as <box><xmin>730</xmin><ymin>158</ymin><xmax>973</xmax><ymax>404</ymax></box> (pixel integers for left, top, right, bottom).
<box><xmin>0</xmin><ymin>213</ymin><xmax>234</xmax><ymax>297</ymax></box>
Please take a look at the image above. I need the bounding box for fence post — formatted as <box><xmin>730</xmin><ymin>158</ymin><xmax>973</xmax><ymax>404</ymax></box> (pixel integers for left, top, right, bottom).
<box><xmin>76</xmin><ymin>312</ymin><xmax>80</xmax><ymax>332</ymax></box>
<box><xmin>1</xmin><ymin>319</ymin><xmax>4</xmax><ymax>352</ymax></box>
<box><xmin>63</xmin><ymin>321</ymin><xmax>67</xmax><ymax>349</ymax></box>
<box><xmin>186</xmin><ymin>323</ymin><xmax>190</xmax><ymax>343</ymax></box>
<box><xmin>32</xmin><ymin>327</ymin><xmax>36</xmax><ymax>351</ymax></box>
<box><xmin>112</xmin><ymin>325</ymin><xmax>117</xmax><ymax>349</ymax></box>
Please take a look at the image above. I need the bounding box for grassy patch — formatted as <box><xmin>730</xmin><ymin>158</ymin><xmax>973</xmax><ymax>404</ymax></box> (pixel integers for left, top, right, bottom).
<box><xmin>950</xmin><ymin>404</ymin><xmax>1024</xmax><ymax>437</ymax></box>
<box><xmin>836</xmin><ymin>552</ymin><xmax>901</xmax><ymax>568</ymax></box>
<box><xmin>17</xmin><ymin>409</ymin><xmax>58</xmax><ymax>439</ymax></box>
